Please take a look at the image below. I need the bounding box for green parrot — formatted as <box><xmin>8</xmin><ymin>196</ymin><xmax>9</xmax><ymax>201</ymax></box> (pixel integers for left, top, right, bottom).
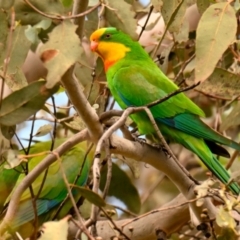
<box><xmin>0</xmin><ymin>163</ymin><xmax>22</xmax><ymax>213</ymax></box>
<box><xmin>90</xmin><ymin>27</ymin><xmax>240</xmax><ymax>194</ymax></box>
<box><xmin>2</xmin><ymin>139</ymin><xmax>93</xmax><ymax>238</ymax></box>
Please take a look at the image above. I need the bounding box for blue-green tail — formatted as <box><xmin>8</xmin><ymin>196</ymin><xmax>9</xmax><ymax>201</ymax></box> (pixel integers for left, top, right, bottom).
<box><xmin>159</xmin><ymin>124</ymin><xmax>240</xmax><ymax>195</ymax></box>
<box><xmin>183</xmin><ymin>136</ymin><xmax>240</xmax><ymax>195</ymax></box>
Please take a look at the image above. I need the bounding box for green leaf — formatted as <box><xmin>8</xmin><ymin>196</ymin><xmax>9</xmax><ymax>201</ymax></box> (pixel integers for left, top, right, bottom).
<box><xmin>174</xmin><ymin>16</ymin><xmax>189</xmax><ymax>43</ymax></box>
<box><xmin>14</xmin><ymin>0</ymin><xmax>71</xmax><ymax>25</ymax></box>
<box><xmin>100</xmin><ymin>162</ymin><xmax>141</xmax><ymax>214</ymax></box>
<box><xmin>0</xmin><ymin>24</ymin><xmax>30</xmax><ymax>90</ymax></box>
<box><xmin>0</xmin><ymin>10</ymin><xmax>8</xmax><ymax>55</ymax></box>
<box><xmin>71</xmin><ymin>186</ymin><xmax>106</xmax><ymax>207</ymax></box>
<box><xmin>105</xmin><ymin>0</ymin><xmax>138</xmax><ymax>39</ymax></box>
<box><xmin>216</xmin><ymin>205</ymin><xmax>236</xmax><ymax>229</ymax></box>
<box><xmin>234</xmin><ymin>0</ymin><xmax>240</xmax><ymax>11</ymax></box>
<box><xmin>195</xmin><ymin>2</ymin><xmax>237</xmax><ymax>82</ymax></box>
<box><xmin>1</xmin><ymin>124</ymin><xmax>16</xmax><ymax>140</ymax></box>
<box><xmin>196</xmin><ymin>0</ymin><xmax>210</xmax><ymax>15</ymax></box>
<box><xmin>187</xmin><ymin>68</ymin><xmax>240</xmax><ymax>99</ymax></box>
<box><xmin>0</xmin><ymin>0</ymin><xmax>14</xmax><ymax>9</ymax></box>
<box><xmin>7</xmin><ymin>24</ymin><xmax>31</xmax><ymax>70</ymax></box>
<box><xmin>34</xmin><ymin>124</ymin><xmax>53</xmax><ymax>137</ymax></box>
<box><xmin>217</xmin><ymin>228</ymin><xmax>236</xmax><ymax>240</ymax></box>
<box><xmin>64</xmin><ymin>116</ymin><xmax>86</xmax><ymax>131</ymax></box>
<box><xmin>3</xmin><ymin>150</ymin><xmax>23</xmax><ymax>169</ymax></box>
<box><xmin>25</xmin><ymin>19</ymin><xmax>52</xmax><ymax>44</ymax></box>
<box><xmin>114</xmin><ymin>154</ymin><xmax>140</xmax><ymax>179</ymax></box>
<box><xmin>38</xmin><ymin>216</ymin><xmax>71</xmax><ymax>240</ymax></box>
<box><xmin>60</xmin><ymin>0</ymin><xmax>73</xmax><ymax>7</ymax></box>
<box><xmin>2</xmin><ymin>69</ymin><xmax>28</xmax><ymax>92</ymax></box>
<box><xmin>0</xmin><ymin>81</ymin><xmax>59</xmax><ymax>126</ymax></box>
<box><xmin>39</xmin><ymin>20</ymin><xmax>82</xmax><ymax>88</ymax></box>
<box><xmin>161</xmin><ymin>0</ymin><xmax>187</xmax><ymax>33</ymax></box>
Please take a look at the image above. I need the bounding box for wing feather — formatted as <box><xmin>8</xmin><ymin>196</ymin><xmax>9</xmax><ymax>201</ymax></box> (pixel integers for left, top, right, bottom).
<box><xmin>110</xmin><ymin>64</ymin><xmax>204</xmax><ymax>118</ymax></box>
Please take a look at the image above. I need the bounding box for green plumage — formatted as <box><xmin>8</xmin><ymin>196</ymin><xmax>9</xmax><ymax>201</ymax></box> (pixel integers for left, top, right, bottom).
<box><xmin>1</xmin><ymin>139</ymin><xmax>93</xmax><ymax>238</ymax></box>
<box><xmin>93</xmin><ymin>27</ymin><xmax>240</xmax><ymax>194</ymax></box>
<box><xmin>0</xmin><ymin>164</ymin><xmax>22</xmax><ymax>213</ymax></box>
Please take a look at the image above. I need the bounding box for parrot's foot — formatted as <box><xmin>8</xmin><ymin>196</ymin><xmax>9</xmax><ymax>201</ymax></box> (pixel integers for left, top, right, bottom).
<box><xmin>152</xmin><ymin>143</ymin><xmax>171</xmax><ymax>157</ymax></box>
<box><xmin>132</xmin><ymin>133</ymin><xmax>146</xmax><ymax>145</ymax></box>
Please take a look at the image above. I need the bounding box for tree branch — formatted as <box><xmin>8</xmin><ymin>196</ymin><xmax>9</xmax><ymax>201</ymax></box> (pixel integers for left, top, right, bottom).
<box><xmin>0</xmin><ymin>130</ymin><xmax>89</xmax><ymax>235</ymax></box>
<box><xmin>68</xmin><ymin>194</ymin><xmax>190</xmax><ymax>240</ymax></box>
<box><xmin>23</xmin><ymin>0</ymin><xmax>100</xmax><ymax>20</ymax></box>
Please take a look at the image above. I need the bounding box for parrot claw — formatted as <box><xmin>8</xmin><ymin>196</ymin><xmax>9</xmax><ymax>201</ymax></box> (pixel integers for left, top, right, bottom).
<box><xmin>132</xmin><ymin>133</ymin><xmax>146</xmax><ymax>145</ymax></box>
<box><xmin>152</xmin><ymin>143</ymin><xmax>171</xmax><ymax>157</ymax></box>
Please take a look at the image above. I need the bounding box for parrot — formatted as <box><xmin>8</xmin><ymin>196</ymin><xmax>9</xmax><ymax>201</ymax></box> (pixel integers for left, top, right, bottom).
<box><xmin>1</xmin><ymin>139</ymin><xmax>93</xmax><ymax>238</ymax></box>
<box><xmin>90</xmin><ymin>27</ymin><xmax>240</xmax><ymax>195</ymax></box>
<box><xmin>0</xmin><ymin>163</ymin><xmax>22</xmax><ymax>213</ymax></box>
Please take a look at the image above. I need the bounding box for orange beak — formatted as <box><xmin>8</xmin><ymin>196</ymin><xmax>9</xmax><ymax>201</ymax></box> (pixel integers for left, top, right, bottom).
<box><xmin>90</xmin><ymin>40</ymin><xmax>98</xmax><ymax>52</ymax></box>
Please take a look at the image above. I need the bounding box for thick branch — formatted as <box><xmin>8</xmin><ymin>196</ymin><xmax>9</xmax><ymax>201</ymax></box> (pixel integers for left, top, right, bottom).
<box><xmin>110</xmin><ymin>135</ymin><xmax>217</xmax><ymax>224</ymax></box>
<box><xmin>61</xmin><ymin>0</ymin><xmax>103</xmax><ymax>142</ymax></box>
<box><xmin>61</xmin><ymin>68</ymin><xmax>103</xmax><ymax>141</ymax></box>
<box><xmin>68</xmin><ymin>194</ymin><xmax>190</xmax><ymax>240</ymax></box>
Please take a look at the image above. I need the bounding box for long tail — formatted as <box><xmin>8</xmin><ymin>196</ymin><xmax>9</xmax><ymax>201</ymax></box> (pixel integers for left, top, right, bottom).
<box><xmin>159</xmin><ymin>113</ymin><xmax>240</xmax><ymax>152</ymax></box>
<box><xmin>180</xmin><ymin>135</ymin><xmax>240</xmax><ymax>195</ymax></box>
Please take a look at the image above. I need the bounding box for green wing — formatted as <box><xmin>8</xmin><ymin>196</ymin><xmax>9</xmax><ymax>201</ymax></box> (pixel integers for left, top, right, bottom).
<box><xmin>5</xmin><ymin>140</ymin><xmax>93</xmax><ymax>231</ymax></box>
<box><xmin>109</xmin><ymin>62</ymin><xmax>204</xmax><ymax>118</ymax></box>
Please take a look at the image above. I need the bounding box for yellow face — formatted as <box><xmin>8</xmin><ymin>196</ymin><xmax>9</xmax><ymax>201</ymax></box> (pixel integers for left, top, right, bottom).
<box><xmin>90</xmin><ymin>28</ymin><xmax>131</xmax><ymax>70</ymax></box>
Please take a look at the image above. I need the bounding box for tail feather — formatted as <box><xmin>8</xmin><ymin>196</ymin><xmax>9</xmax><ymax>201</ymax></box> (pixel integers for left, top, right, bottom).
<box><xmin>181</xmin><ymin>136</ymin><xmax>240</xmax><ymax>195</ymax></box>
<box><xmin>210</xmin><ymin>156</ymin><xmax>240</xmax><ymax>194</ymax></box>
<box><xmin>160</xmin><ymin>113</ymin><xmax>240</xmax><ymax>151</ymax></box>
<box><xmin>230</xmin><ymin>141</ymin><xmax>240</xmax><ymax>152</ymax></box>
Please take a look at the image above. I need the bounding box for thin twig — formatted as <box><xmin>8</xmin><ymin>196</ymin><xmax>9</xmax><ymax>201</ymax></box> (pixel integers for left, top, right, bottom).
<box><xmin>195</xmin><ymin>89</ymin><xmax>240</xmax><ymax>101</ymax></box>
<box><xmin>100</xmin><ymin>207</ymin><xmax>131</xmax><ymax>240</ymax></box>
<box><xmin>57</xmin><ymin>153</ymin><xmax>94</xmax><ymax>240</ymax></box>
<box><xmin>174</xmin><ymin>54</ymin><xmax>196</xmax><ymax>82</ymax></box>
<box><xmin>51</xmin><ymin>96</ymin><xmax>57</xmax><ymax>150</ymax></box>
<box><xmin>102</xmin><ymin>145</ymin><xmax>112</xmax><ymax>199</ymax></box>
<box><xmin>45</xmin><ymin>102</ymin><xmax>73</xmax><ymax>109</ymax></box>
<box><xmin>24</xmin><ymin>0</ymin><xmax>100</xmax><ymax>20</ymax></box>
<box><xmin>226</xmin><ymin>149</ymin><xmax>239</xmax><ymax>170</ymax></box>
<box><xmin>138</xmin><ymin>5</ymin><xmax>154</xmax><ymax>40</ymax></box>
<box><xmin>100</xmin><ymin>83</ymin><xmax>200</xmax><ymax>123</ymax></box>
<box><xmin>26</xmin><ymin>114</ymin><xmax>36</xmax><ymax>154</ymax></box>
<box><xmin>146</xmin><ymin>82</ymin><xmax>200</xmax><ymax>109</ymax></box>
<box><xmin>111</xmin><ymin>205</ymin><xmax>137</xmax><ymax>217</ymax></box>
<box><xmin>143</xmin><ymin>107</ymin><xmax>198</xmax><ymax>184</ymax></box>
<box><xmin>90</xmin><ymin>144</ymin><xmax>102</xmax><ymax>235</ymax></box>
<box><xmin>152</xmin><ymin>0</ymin><xmax>184</xmax><ymax>58</ymax></box>
<box><xmin>25</xmin><ymin>113</ymin><xmax>39</xmax><ymax>238</ymax></box>
<box><xmin>121</xmin><ymin>195</ymin><xmax>205</xmax><ymax>228</ymax></box>
<box><xmin>52</xmin><ymin>143</ymin><xmax>94</xmax><ymax>219</ymax></box>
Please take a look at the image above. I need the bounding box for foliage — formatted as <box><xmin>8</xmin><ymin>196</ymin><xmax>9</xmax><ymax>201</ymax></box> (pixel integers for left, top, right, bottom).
<box><xmin>0</xmin><ymin>0</ymin><xmax>240</xmax><ymax>239</ymax></box>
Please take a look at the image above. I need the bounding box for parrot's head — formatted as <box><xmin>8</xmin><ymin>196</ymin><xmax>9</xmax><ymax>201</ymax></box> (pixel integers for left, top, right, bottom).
<box><xmin>90</xmin><ymin>28</ymin><xmax>133</xmax><ymax>71</ymax></box>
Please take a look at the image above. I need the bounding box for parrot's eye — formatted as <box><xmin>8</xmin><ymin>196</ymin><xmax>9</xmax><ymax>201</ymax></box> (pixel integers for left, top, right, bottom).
<box><xmin>105</xmin><ymin>34</ymin><xmax>111</xmax><ymax>39</ymax></box>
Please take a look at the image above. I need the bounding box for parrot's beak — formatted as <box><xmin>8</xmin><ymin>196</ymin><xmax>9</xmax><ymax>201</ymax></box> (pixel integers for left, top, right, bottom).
<box><xmin>90</xmin><ymin>40</ymin><xmax>98</xmax><ymax>51</ymax></box>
